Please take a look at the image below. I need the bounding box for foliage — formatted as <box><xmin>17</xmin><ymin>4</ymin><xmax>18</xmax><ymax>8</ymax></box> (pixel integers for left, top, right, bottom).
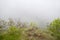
<box><xmin>3</xmin><ymin>26</ymin><xmax>24</xmax><ymax>40</ymax></box>
<box><xmin>24</xmin><ymin>27</ymin><xmax>54</xmax><ymax>40</ymax></box>
<box><xmin>48</xmin><ymin>18</ymin><xmax>60</xmax><ymax>40</ymax></box>
<box><xmin>0</xmin><ymin>18</ymin><xmax>54</xmax><ymax>40</ymax></box>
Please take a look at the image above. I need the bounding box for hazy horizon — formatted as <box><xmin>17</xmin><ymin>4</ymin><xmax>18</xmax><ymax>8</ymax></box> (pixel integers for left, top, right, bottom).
<box><xmin>0</xmin><ymin>0</ymin><xmax>60</xmax><ymax>27</ymax></box>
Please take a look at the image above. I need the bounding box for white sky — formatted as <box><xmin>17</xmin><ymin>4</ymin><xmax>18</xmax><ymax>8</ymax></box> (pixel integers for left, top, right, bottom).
<box><xmin>0</xmin><ymin>0</ymin><xmax>60</xmax><ymax>26</ymax></box>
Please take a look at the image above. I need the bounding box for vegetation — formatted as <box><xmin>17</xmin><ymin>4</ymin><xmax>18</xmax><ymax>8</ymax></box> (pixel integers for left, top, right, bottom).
<box><xmin>0</xmin><ymin>18</ymin><xmax>60</xmax><ymax>40</ymax></box>
<box><xmin>48</xmin><ymin>18</ymin><xmax>60</xmax><ymax>40</ymax></box>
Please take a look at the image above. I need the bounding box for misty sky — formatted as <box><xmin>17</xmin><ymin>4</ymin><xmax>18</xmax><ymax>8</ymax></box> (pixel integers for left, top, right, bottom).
<box><xmin>0</xmin><ymin>0</ymin><xmax>60</xmax><ymax>27</ymax></box>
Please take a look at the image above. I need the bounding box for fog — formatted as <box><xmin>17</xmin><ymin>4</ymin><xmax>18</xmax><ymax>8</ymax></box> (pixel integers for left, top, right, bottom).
<box><xmin>0</xmin><ymin>0</ymin><xmax>60</xmax><ymax>27</ymax></box>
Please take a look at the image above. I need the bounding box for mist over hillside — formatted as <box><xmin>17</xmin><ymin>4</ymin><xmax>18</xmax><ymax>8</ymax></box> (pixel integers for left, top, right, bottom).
<box><xmin>0</xmin><ymin>0</ymin><xmax>60</xmax><ymax>27</ymax></box>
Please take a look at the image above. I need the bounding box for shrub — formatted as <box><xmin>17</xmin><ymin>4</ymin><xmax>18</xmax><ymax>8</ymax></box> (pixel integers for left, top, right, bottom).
<box><xmin>48</xmin><ymin>18</ymin><xmax>60</xmax><ymax>40</ymax></box>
